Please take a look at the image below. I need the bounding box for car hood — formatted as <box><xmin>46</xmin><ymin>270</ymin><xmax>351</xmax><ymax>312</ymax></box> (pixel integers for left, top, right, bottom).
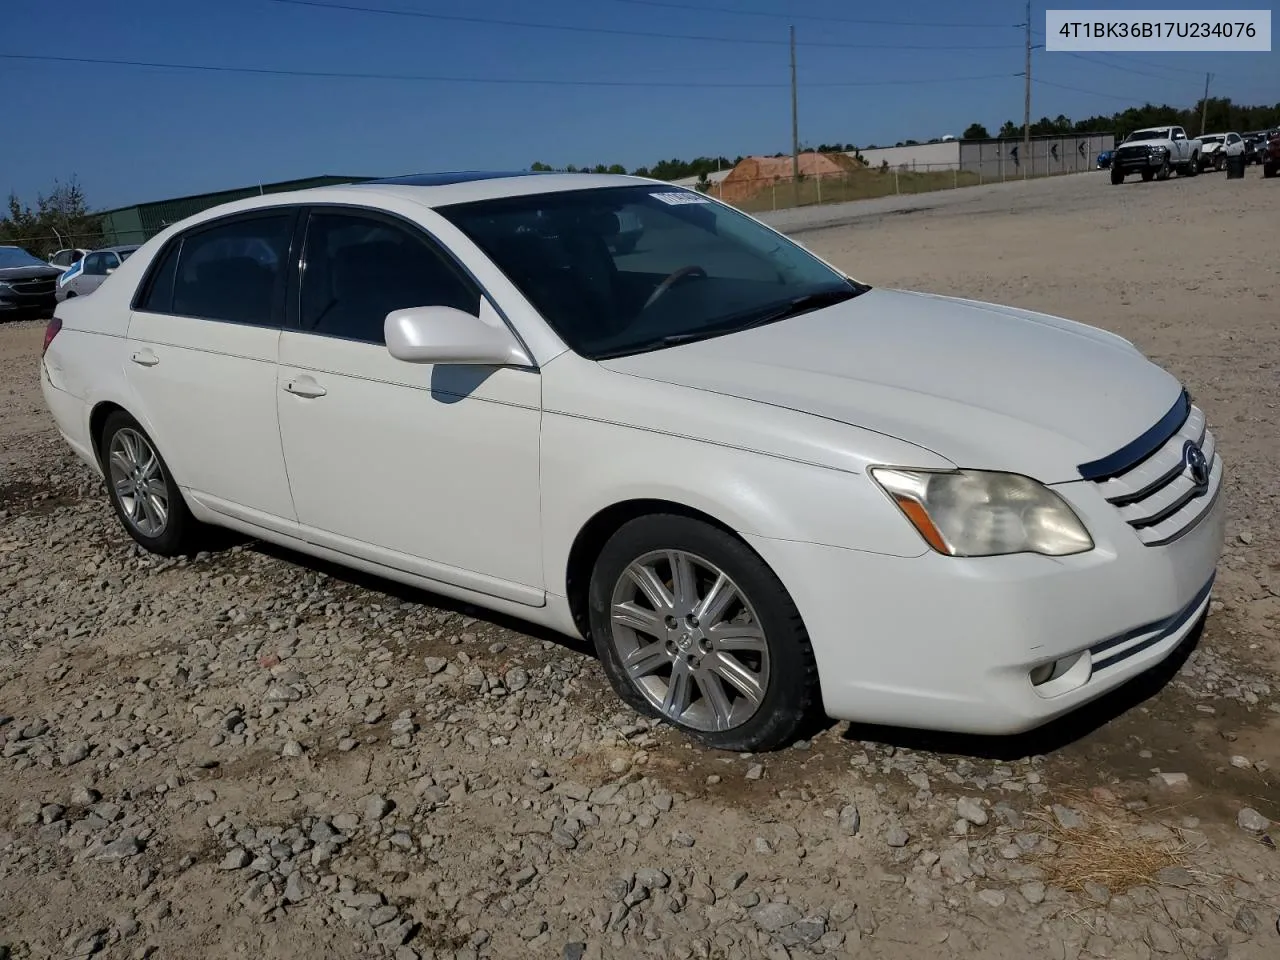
<box><xmin>0</xmin><ymin>265</ymin><xmax>61</xmax><ymax>281</ymax></box>
<box><xmin>599</xmin><ymin>289</ymin><xmax>1183</xmax><ymax>483</ymax></box>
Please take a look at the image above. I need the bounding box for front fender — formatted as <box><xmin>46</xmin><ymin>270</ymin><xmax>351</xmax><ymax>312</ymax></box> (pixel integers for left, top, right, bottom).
<box><xmin>539</xmin><ymin>409</ymin><xmax>935</xmax><ymax>598</ymax></box>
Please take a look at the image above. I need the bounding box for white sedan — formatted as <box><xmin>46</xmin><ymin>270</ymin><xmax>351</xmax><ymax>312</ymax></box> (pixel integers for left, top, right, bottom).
<box><xmin>39</xmin><ymin>172</ymin><xmax>1225</xmax><ymax>751</ymax></box>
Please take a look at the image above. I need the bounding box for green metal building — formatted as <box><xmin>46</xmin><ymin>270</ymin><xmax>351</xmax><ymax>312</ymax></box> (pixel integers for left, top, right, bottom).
<box><xmin>98</xmin><ymin>174</ymin><xmax>373</xmax><ymax>246</ymax></box>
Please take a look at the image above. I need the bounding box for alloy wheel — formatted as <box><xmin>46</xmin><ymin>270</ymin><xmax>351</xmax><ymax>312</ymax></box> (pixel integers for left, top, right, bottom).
<box><xmin>107</xmin><ymin>427</ymin><xmax>169</xmax><ymax>538</ymax></box>
<box><xmin>609</xmin><ymin>549</ymin><xmax>770</xmax><ymax>732</ymax></box>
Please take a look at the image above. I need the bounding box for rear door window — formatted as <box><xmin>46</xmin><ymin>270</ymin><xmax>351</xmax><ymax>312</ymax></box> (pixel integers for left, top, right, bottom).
<box><xmin>170</xmin><ymin>214</ymin><xmax>293</xmax><ymax>326</ymax></box>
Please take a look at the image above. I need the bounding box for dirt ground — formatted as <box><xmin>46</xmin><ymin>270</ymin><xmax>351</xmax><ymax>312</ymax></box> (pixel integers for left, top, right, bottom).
<box><xmin>2</xmin><ymin>170</ymin><xmax>1278</xmax><ymax>960</ymax></box>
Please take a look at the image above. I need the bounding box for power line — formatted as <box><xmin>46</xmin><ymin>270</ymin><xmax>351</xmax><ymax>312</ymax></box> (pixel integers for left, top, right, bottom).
<box><xmin>0</xmin><ymin>52</ymin><xmax>1014</xmax><ymax>89</ymax></box>
<box><xmin>1030</xmin><ymin>77</ymin><xmax>1160</xmax><ymax>103</ymax></box>
<box><xmin>1032</xmin><ymin>31</ymin><xmax>1213</xmax><ymax>76</ymax></box>
<box><xmin>261</xmin><ymin>0</ymin><xmax>1023</xmax><ymax>49</ymax></box>
<box><xmin>1059</xmin><ymin>51</ymin><xmax>1204</xmax><ymax>83</ymax></box>
<box><xmin>605</xmin><ymin>0</ymin><xmax>1016</xmax><ymax>29</ymax></box>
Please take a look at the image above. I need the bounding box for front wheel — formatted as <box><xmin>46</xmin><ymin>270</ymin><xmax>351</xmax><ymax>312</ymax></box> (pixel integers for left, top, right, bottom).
<box><xmin>1110</xmin><ymin>167</ymin><xmax>1125</xmax><ymax>185</ymax></box>
<box><xmin>100</xmin><ymin>410</ymin><xmax>206</xmax><ymax>556</ymax></box>
<box><xmin>1156</xmin><ymin>159</ymin><xmax>1172</xmax><ymax>180</ymax></box>
<box><xmin>1141</xmin><ymin>168</ymin><xmax>1155</xmax><ymax>182</ymax></box>
<box><xmin>587</xmin><ymin>515</ymin><xmax>819</xmax><ymax>752</ymax></box>
<box><xmin>1214</xmin><ymin>155</ymin><xmax>1224</xmax><ymax>172</ymax></box>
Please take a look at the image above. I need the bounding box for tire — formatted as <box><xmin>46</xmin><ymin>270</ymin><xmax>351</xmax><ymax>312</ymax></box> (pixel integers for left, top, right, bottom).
<box><xmin>1141</xmin><ymin>169</ymin><xmax>1155</xmax><ymax>182</ymax></box>
<box><xmin>1156</xmin><ymin>159</ymin><xmax>1172</xmax><ymax>181</ymax></box>
<box><xmin>1265</xmin><ymin>163</ymin><xmax>1278</xmax><ymax>179</ymax></box>
<box><xmin>1110</xmin><ymin>167</ymin><xmax>1124</xmax><ymax>185</ymax></box>
<box><xmin>1185</xmin><ymin>154</ymin><xmax>1199</xmax><ymax>176</ymax></box>
<box><xmin>99</xmin><ymin>410</ymin><xmax>205</xmax><ymax>556</ymax></box>
<box><xmin>1214</xmin><ymin>155</ymin><xmax>1224</xmax><ymax>172</ymax></box>
<box><xmin>587</xmin><ymin>514</ymin><xmax>819</xmax><ymax>752</ymax></box>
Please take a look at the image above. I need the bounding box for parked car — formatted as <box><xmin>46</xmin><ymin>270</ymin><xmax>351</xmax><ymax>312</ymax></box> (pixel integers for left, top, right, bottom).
<box><xmin>1110</xmin><ymin>126</ymin><xmax>1202</xmax><ymax>183</ymax></box>
<box><xmin>0</xmin><ymin>245</ymin><xmax>61</xmax><ymax>318</ymax></box>
<box><xmin>1095</xmin><ymin>150</ymin><xmax>1113</xmax><ymax>169</ymax></box>
<box><xmin>56</xmin><ymin>245</ymin><xmax>140</xmax><ymax>301</ymax></box>
<box><xmin>1264</xmin><ymin>131</ymin><xmax>1280</xmax><ymax>178</ymax></box>
<box><xmin>39</xmin><ymin>172</ymin><xmax>1226</xmax><ymax>750</ymax></box>
<box><xmin>1243</xmin><ymin>131</ymin><xmax>1274</xmax><ymax>165</ymax></box>
<box><xmin>49</xmin><ymin>248</ymin><xmax>90</xmax><ymax>272</ymax></box>
<box><xmin>1197</xmin><ymin>132</ymin><xmax>1245</xmax><ymax>171</ymax></box>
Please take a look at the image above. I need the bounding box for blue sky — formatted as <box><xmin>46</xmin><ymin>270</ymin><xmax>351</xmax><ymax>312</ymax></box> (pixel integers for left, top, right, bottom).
<box><xmin>3</xmin><ymin>0</ymin><xmax>1275</xmax><ymax>209</ymax></box>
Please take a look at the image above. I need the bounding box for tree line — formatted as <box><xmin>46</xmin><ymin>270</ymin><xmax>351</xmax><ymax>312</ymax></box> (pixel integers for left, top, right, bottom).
<box><xmin>0</xmin><ymin>178</ymin><xmax>103</xmax><ymax>257</ymax></box>
<box><xmin>962</xmin><ymin>97</ymin><xmax>1280</xmax><ymax>142</ymax></box>
<box><xmin>534</xmin><ymin>96</ymin><xmax>1279</xmax><ymax>175</ymax></box>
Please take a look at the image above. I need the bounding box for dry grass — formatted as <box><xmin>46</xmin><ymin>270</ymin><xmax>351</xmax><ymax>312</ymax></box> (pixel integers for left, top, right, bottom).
<box><xmin>1029</xmin><ymin>793</ymin><xmax>1194</xmax><ymax>895</ymax></box>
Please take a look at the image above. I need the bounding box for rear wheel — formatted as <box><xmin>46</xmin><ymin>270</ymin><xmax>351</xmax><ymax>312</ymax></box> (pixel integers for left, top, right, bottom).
<box><xmin>587</xmin><ymin>514</ymin><xmax>819</xmax><ymax>752</ymax></box>
<box><xmin>99</xmin><ymin>410</ymin><xmax>205</xmax><ymax>556</ymax></box>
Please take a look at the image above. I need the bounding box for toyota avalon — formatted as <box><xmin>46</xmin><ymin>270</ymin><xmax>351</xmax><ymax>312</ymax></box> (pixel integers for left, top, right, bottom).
<box><xmin>38</xmin><ymin>172</ymin><xmax>1225</xmax><ymax>750</ymax></box>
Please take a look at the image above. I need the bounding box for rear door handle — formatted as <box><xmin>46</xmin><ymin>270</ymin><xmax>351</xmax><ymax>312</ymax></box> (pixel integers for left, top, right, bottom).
<box><xmin>284</xmin><ymin>376</ymin><xmax>327</xmax><ymax>399</ymax></box>
<box><xmin>130</xmin><ymin>349</ymin><xmax>159</xmax><ymax>367</ymax></box>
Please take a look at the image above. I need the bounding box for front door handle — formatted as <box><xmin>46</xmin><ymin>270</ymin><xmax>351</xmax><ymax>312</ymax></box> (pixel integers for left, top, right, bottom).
<box><xmin>130</xmin><ymin>349</ymin><xmax>159</xmax><ymax>367</ymax></box>
<box><xmin>284</xmin><ymin>376</ymin><xmax>327</xmax><ymax>399</ymax></box>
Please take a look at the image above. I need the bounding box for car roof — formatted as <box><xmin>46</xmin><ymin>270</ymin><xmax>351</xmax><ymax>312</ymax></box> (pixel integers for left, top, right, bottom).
<box><xmin>134</xmin><ymin>171</ymin><xmax>678</xmax><ymax>245</ymax></box>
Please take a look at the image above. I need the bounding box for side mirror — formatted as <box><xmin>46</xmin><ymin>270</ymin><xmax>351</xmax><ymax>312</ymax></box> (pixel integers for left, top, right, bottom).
<box><xmin>105</xmin><ymin>268</ymin><xmax>116</xmax><ymax>275</ymax></box>
<box><xmin>384</xmin><ymin>301</ymin><xmax>531</xmax><ymax>367</ymax></box>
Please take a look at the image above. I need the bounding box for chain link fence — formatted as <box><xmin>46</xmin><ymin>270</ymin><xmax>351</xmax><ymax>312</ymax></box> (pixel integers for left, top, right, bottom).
<box><xmin>704</xmin><ymin>158</ymin><xmax>1107</xmax><ymax>213</ymax></box>
<box><xmin>1</xmin><ymin>231</ymin><xmax>108</xmax><ymax>260</ymax></box>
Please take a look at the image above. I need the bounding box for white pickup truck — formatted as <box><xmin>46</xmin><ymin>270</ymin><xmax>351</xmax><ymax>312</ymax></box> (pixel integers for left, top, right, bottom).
<box><xmin>1110</xmin><ymin>126</ymin><xmax>1202</xmax><ymax>184</ymax></box>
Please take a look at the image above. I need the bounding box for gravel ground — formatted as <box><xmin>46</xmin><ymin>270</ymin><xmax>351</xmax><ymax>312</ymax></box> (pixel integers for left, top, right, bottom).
<box><xmin>2</xmin><ymin>170</ymin><xmax>1279</xmax><ymax>960</ymax></box>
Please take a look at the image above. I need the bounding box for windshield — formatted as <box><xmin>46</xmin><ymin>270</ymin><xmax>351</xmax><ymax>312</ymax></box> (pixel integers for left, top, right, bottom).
<box><xmin>437</xmin><ymin>185</ymin><xmax>865</xmax><ymax>360</ymax></box>
<box><xmin>0</xmin><ymin>247</ymin><xmax>49</xmax><ymax>269</ymax></box>
<box><xmin>1125</xmin><ymin>130</ymin><xmax>1169</xmax><ymax>142</ymax></box>
<box><xmin>1201</xmin><ymin>135</ymin><xmax>1225</xmax><ymax>144</ymax></box>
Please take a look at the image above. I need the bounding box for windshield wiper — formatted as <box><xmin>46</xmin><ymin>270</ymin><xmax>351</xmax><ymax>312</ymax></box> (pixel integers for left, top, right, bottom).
<box><xmin>594</xmin><ymin>282</ymin><xmax>867</xmax><ymax>359</ymax></box>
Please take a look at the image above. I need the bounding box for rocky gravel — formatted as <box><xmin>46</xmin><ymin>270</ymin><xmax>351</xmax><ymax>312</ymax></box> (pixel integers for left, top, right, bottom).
<box><xmin>4</xmin><ymin>174</ymin><xmax>1280</xmax><ymax>958</ymax></box>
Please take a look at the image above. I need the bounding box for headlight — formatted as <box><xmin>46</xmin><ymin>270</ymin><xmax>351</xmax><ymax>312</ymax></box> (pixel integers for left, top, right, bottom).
<box><xmin>870</xmin><ymin>468</ymin><xmax>1094</xmax><ymax>558</ymax></box>
<box><xmin>0</xmin><ymin>281</ymin><xmax>11</xmax><ymax>291</ymax></box>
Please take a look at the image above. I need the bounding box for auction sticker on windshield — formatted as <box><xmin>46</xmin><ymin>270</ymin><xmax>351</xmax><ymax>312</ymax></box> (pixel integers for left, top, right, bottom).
<box><xmin>650</xmin><ymin>192</ymin><xmax>711</xmax><ymax>205</ymax></box>
<box><xmin>1045</xmin><ymin>9</ymin><xmax>1271</xmax><ymax>51</ymax></box>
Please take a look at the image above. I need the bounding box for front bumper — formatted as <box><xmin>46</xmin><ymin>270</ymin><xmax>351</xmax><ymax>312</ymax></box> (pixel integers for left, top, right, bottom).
<box><xmin>1114</xmin><ymin>151</ymin><xmax>1167</xmax><ymax>172</ymax></box>
<box><xmin>0</xmin><ymin>291</ymin><xmax>56</xmax><ymax>314</ymax></box>
<box><xmin>746</xmin><ymin>476</ymin><xmax>1225</xmax><ymax>735</ymax></box>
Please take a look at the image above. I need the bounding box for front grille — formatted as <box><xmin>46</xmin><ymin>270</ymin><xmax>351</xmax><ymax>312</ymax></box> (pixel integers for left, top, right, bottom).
<box><xmin>10</xmin><ymin>279</ymin><xmax>55</xmax><ymax>296</ymax></box>
<box><xmin>1088</xmin><ymin>400</ymin><xmax>1221</xmax><ymax>547</ymax></box>
<box><xmin>1117</xmin><ymin>145</ymin><xmax>1151</xmax><ymax>159</ymax></box>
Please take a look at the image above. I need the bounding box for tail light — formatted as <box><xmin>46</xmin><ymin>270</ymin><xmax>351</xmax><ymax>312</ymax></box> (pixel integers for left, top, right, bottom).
<box><xmin>42</xmin><ymin>316</ymin><xmax>62</xmax><ymax>357</ymax></box>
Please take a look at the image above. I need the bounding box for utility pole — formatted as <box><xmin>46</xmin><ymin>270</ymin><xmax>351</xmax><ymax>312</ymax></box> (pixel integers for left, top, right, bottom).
<box><xmin>1199</xmin><ymin>72</ymin><xmax>1212</xmax><ymax>135</ymax></box>
<box><xmin>1023</xmin><ymin>0</ymin><xmax>1032</xmax><ymax>178</ymax></box>
<box><xmin>790</xmin><ymin>25</ymin><xmax>800</xmax><ymax>205</ymax></box>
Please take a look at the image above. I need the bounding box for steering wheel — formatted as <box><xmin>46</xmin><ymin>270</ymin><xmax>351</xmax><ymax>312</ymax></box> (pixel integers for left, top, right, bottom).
<box><xmin>643</xmin><ymin>265</ymin><xmax>707</xmax><ymax>310</ymax></box>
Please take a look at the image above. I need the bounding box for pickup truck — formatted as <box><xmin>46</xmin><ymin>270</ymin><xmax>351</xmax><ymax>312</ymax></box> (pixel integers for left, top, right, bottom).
<box><xmin>1110</xmin><ymin>126</ymin><xmax>1202</xmax><ymax>184</ymax></box>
